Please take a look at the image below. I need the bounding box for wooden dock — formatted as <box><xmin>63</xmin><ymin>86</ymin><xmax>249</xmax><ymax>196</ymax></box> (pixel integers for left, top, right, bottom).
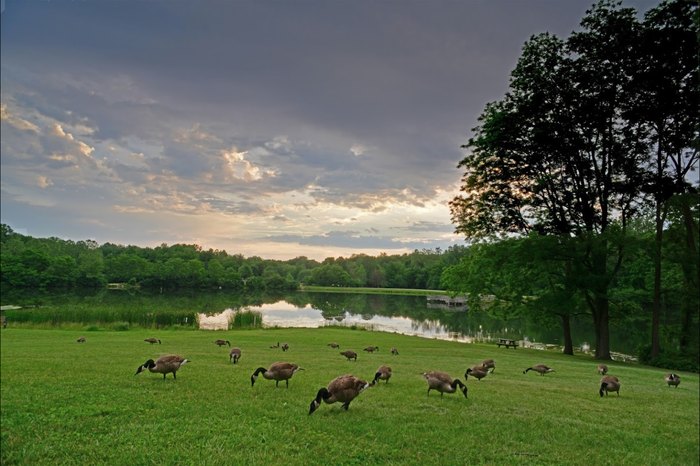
<box><xmin>426</xmin><ymin>295</ymin><xmax>467</xmax><ymax>307</ymax></box>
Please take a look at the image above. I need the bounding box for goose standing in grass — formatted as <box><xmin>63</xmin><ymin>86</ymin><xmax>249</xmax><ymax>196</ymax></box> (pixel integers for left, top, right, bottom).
<box><xmin>423</xmin><ymin>371</ymin><xmax>468</xmax><ymax>398</ymax></box>
<box><xmin>363</xmin><ymin>346</ymin><xmax>379</xmax><ymax>353</ymax></box>
<box><xmin>308</xmin><ymin>375</ymin><xmax>371</xmax><ymax>414</ymax></box>
<box><xmin>391</xmin><ymin>347</ymin><xmax>399</xmax><ymax>355</ymax></box>
<box><xmin>270</xmin><ymin>342</ymin><xmax>280</xmax><ymax>349</ymax></box>
<box><xmin>215</xmin><ymin>339</ymin><xmax>230</xmax><ymax>347</ymax></box>
<box><xmin>465</xmin><ymin>365</ymin><xmax>489</xmax><ymax>382</ymax></box>
<box><xmin>599</xmin><ymin>375</ymin><xmax>621</xmax><ymax>397</ymax></box>
<box><xmin>76</xmin><ymin>336</ymin><xmax>86</xmax><ymax>343</ymax></box>
<box><xmin>523</xmin><ymin>364</ymin><xmax>554</xmax><ymax>375</ymax></box>
<box><xmin>665</xmin><ymin>373</ymin><xmax>681</xmax><ymax>388</ymax></box>
<box><xmin>144</xmin><ymin>337</ymin><xmax>161</xmax><ymax>345</ymax></box>
<box><xmin>372</xmin><ymin>365</ymin><xmax>392</xmax><ymax>384</ymax></box>
<box><xmin>281</xmin><ymin>343</ymin><xmax>289</xmax><ymax>352</ymax></box>
<box><xmin>340</xmin><ymin>350</ymin><xmax>358</xmax><ymax>361</ymax></box>
<box><xmin>229</xmin><ymin>347</ymin><xmax>242</xmax><ymax>364</ymax></box>
<box><xmin>250</xmin><ymin>362</ymin><xmax>303</xmax><ymax>388</ymax></box>
<box><xmin>135</xmin><ymin>355</ymin><xmax>189</xmax><ymax>380</ymax></box>
<box><xmin>327</xmin><ymin>342</ymin><xmax>340</xmax><ymax>349</ymax></box>
<box><xmin>597</xmin><ymin>364</ymin><xmax>608</xmax><ymax>375</ymax></box>
<box><xmin>480</xmin><ymin>359</ymin><xmax>495</xmax><ymax>373</ymax></box>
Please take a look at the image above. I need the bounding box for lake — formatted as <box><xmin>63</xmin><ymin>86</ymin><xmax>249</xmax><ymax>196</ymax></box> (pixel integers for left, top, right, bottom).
<box><xmin>0</xmin><ymin>289</ymin><xmax>647</xmax><ymax>358</ymax></box>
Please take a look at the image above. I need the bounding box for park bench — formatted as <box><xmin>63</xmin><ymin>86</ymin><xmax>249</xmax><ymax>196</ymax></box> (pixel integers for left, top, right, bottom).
<box><xmin>497</xmin><ymin>338</ymin><xmax>518</xmax><ymax>349</ymax></box>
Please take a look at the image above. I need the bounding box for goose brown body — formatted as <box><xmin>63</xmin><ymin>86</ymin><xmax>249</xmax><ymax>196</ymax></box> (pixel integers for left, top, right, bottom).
<box><xmin>229</xmin><ymin>347</ymin><xmax>242</xmax><ymax>364</ymax></box>
<box><xmin>391</xmin><ymin>347</ymin><xmax>399</xmax><ymax>355</ymax></box>
<box><xmin>340</xmin><ymin>350</ymin><xmax>358</xmax><ymax>361</ymax></box>
<box><xmin>363</xmin><ymin>346</ymin><xmax>379</xmax><ymax>353</ymax></box>
<box><xmin>423</xmin><ymin>371</ymin><xmax>468</xmax><ymax>398</ymax></box>
<box><xmin>597</xmin><ymin>364</ymin><xmax>608</xmax><ymax>375</ymax></box>
<box><xmin>599</xmin><ymin>375</ymin><xmax>621</xmax><ymax>397</ymax></box>
<box><xmin>281</xmin><ymin>343</ymin><xmax>289</xmax><ymax>352</ymax></box>
<box><xmin>309</xmin><ymin>374</ymin><xmax>371</xmax><ymax>414</ymax></box>
<box><xmin>76</xmin><ymin>336</ymin><xmax>86</xmax><ymax>343</ymax></box>
<box><xmin>372</xmin><ymin>365</ymin><xmax>392</xmax><ymax>384</ymax></box>
<box><xmin>251</xmin><ymin>362</ymin><xmax>303</xmax><ymax>387</ymax></box>
<box><xmin>215</xmin><ymin>339</ymin><xmax>230</xmax><ymax>347</ymax></box>
<box><xmin>665</xmin><ymin>373</ymin><xmax>681</xmax><ymax>388</ymax></box>
<box><xmin>327</xmin><ymin>342</ymin><xmax>340</xmax><ymax>349</ymax></box>
<box><xmin>135</xmin><ymin>354</ymin><xmax>189</xmax><ymax>380</ymax></box>
<box><xmin>480</xmin><ymin>359</ymin><xmax>495</xmax><ymax>373</ymax></box>
<box><xmin>465</xmin><ymin>365</ymin><xmax>489</xmax><ymax>381</ymax></box>
<box><xmin>523</xmin><ymin>364</ymin><xmax>554</xmax><ymax>375</ymax></box>
<box><xmin>144</xmin><ymin>337</ymin><xmax>161</xmax><ymax>345</ymax></box>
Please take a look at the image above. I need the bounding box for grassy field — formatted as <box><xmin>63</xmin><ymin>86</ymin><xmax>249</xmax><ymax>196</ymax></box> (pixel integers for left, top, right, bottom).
<box><xmin>1</xmin><ymin>327</ymin><xmax>698</xmax><ymax>465</ymax></box>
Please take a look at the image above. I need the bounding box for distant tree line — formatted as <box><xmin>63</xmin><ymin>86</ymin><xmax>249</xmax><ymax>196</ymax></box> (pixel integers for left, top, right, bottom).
<box><xmin>0</xmin><ymin>223</ymin><xmax>463</xmax><ymax>293</ymax></box>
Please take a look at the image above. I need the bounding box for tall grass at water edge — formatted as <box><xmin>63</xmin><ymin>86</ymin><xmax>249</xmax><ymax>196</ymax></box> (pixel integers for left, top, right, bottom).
<box><xmin>1</xmin><ymin>327</ymin><xmax>698</xmax><ymax>465</ymax></box>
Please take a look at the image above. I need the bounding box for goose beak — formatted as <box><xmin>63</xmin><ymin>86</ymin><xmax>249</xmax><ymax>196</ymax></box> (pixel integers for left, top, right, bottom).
<box><xmin>309</xmin><ymin>400</ymin><xmax>319</xmax><ymax>415</ymax></box>
<box><xmin>251</xmin><ymin>375</ymin><xmax>257</xmax><ymax>387</ymax></box>
<box><xmin>135</xmin><ymin>365</ymin><xmax>144</xmax><ymax>376</ymax></box>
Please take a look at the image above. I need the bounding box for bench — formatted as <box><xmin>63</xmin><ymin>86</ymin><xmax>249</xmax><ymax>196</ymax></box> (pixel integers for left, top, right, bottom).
<box><xmin>497</xmin><ymin>338</ymin><xmax>518</xmax><ymax>349</ymax></box>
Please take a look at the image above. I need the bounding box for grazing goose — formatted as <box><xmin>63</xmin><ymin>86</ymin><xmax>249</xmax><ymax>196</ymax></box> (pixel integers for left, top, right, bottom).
<box><xmin>215</xmin><ymin>339</ymin><xmax>231</xmax><ymax>347</ymax></box>
<box><xmin>364</xmin><ymin>346</ymin><xmax>379</xmax><ymax>353</ymax></box>
<box><xmin>465</xmin><ymin>365</ymin><xmax>489</xmax><ymax>381</ymax></box>
<box><xmin>391</xmin><ymin>347</ymin><xmax>399</xmax><ymax>355</ymax></box>
<box><xmin>76</xmin><ymin>336</ymin><xmax>86</xmax><ymax>343</ymax></box>
<box><xmin>229</xmin><ymin>347</ymin><xmax>242</xmax><ymax>364</ymax></box>
<box><xmin>281</xmin><ymin>343</ymin><xmax>289</xmax><ymax>352</ymax></box>
<box><xmin>665</xmin><ymin>373</ymin><xmax>681</xmax><ymax>388</ymax></box>
<box><xmin>523</xmin><ymin>364</ymin><xmax>554</xmax><ymax>375</ymax></box>
<box><xmin>144</xmin><ymin>337</ymin><xmax>161</xmax><ymax>345</ymax></box>
<box><xmin>480</xmin><ymin>359</ymin><xmax>495</xmax><ymax>373</ymax></box>
<box><xmin>372</xmin><ymin>365</ymin><xmax>392</xmax><ymax>384</ymax></box>
<box><xmin>599</xmin><ymin>375</ymin><xmax>621</xmax><ymax>397</ymax></box>
<box><xmin>309</xmin><ymin>374</ymin><xmax>371</xmax><ymax>414</ymax></box>
<box><xmin>340</xmin><ymin>350</ymin><xmax>358</xmax><ymax>361</ymax></box>
<box><xmin>135</xmin><ymin>355</ymin><xmax>189</xmax><ymax>380</ymax></box>
<box><xmin>423</xmin><ymin>371</ymin><xmax>468</xmax><ymax>398</ymax></box>
<box><xmin>327</xmin><ymin>342</ymin><xmax>340</xmax><ymax>349</ymax></box>
<box><xmin>597</xmin><ymin>364</ymin><xmax>608</xmax><ymax>375</ymax></box>
<box><xmin>270</xmin><ymin>342</ymin><xmax>280</xmax><ymax>348</ymax></box>
<box><xmin>250</xmin><ymin>362</ymin><xmax>303</xmax><ymax>388</ymax></box>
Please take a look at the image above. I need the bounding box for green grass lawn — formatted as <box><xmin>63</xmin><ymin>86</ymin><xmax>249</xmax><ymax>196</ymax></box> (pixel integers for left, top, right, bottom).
<box><xmin>1</xmin><ymin>327</ymin><xmax>698</xmax><ymax>465</ymax></box>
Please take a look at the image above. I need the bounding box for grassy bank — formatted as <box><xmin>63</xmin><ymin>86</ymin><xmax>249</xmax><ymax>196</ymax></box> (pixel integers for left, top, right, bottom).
<box><xmin>1</xmin><ymin>327</ymin><xmax>698</xmax><ymax>465</ymax></box>
<box><xmin>300</xmin><ymin>285</ymin><xmax>448</xmax><ymax>296</ymax></box>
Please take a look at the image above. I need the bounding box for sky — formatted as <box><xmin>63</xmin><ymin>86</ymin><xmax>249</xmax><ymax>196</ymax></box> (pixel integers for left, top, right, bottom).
<box><xmin>0</xmin><ymin>0</ymin><xmax>660</xmax><ymax>261</ymax></box>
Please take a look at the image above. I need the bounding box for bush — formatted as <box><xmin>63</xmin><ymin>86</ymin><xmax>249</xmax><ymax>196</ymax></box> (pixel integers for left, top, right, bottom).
<box><xmin>638</xmin><ymin>345</ymin><xmax>699</xmax><ymax>373</ymax></box>
<box><xmin>111</xmin><ymin>322</ymin><xmax>130</xmax><ymax>331</ymax></box>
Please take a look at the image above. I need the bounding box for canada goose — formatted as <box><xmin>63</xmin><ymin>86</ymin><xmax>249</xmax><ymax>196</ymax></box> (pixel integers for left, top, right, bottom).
<box><xmin>391</xmin><ymin>347</ymin><xmax>399</xmax><ymax>355</ymax></box>
<box><xmin>76</xmin><ymin>336</ymin><xmax>86</xmax><ymax>343</ymax></box>
<box><xmin>364</xmin><ymin>346</ymin><xmax>379</xmax><ymax>353</ymax></box>
<box><xmin>423</xmin><ymin>371</ymin><xmax>468</xmax><ymax>398</ymax></box>
<box><xmin>229</xmin><ymin>347</ymin><xmax>242</xmax><ymax>364</ymax></box>
<box><xmin>270</xmin><ymin>342</ymin><xmax>280</xmax><ymax>348</ymax></box>
<box><xmin>250</xmin><ymin>362</ymin><xmax>303</xmax><ymax>388</ymax></box>
<box><xmin>597</xmin><ymin>364</ymin><xmax>608</xmax><ymax>375</ymax></box>
<box><xmin>215</xmin><ymin>339</ymin><xmax>230</xmax><ymax>347</ymax></box>
<box><xmin>327</xmin><ymin>343</ymin><xmax>340</xmax><ymax>349</ymax></box>
<box><xmin>665</xmin><ymin>373</ymin><xmax>681</xmax><ymax>388</ymax></box>
<box><xmin>281</xmin><ymin>343</ymin><xmax>289</xmax><ymax>352</ymax></box>
<box><xmin>480</xmin><ymin>359</ymin><xmax>495</xmax><ymax>373</ymax></box>
<box><xmin>372</xmin><ymin>365</ymin><xmax>392</xmax><ymax>384</ymax></box>
<box><xmin>340</xmin><ymin>350</ymin><xmax>358</xmax><ymax>361</ymax></box>
<box><xmin>523</xmin><ymin>364</ymin><xmax>554</xmax><ymax>375</ymax></box>
<box><xmin>599</xmin><ymin>375</ymin><xmax>621</xmax><ymax>397</ymax></box>
<box><xmin>465</xmin><ymin>365</ymin><xmax>489</xmax><ymax>381</ymax></box>
<box><xmin>135</xmin><ymin>355</ymin><xmax>189</xmax><ymax>380</ymax></box>
<box><xmin>144</xmin><ymin>338</ymin><xmax>161</xmax><ymax>345</ymax></box>
<box><xmin>309</xmin><ymin>374</ymin><xmax>371</xmax><ymax>414</ymax></box>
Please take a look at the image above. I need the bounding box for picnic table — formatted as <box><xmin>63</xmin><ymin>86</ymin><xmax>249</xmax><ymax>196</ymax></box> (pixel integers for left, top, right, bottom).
<box><xmin>497</xmin><ymin>338</ymin><xmax>518</xmax><ymax>349</ymax></box>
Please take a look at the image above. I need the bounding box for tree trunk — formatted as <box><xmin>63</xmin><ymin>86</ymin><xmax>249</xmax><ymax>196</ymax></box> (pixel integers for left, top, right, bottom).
<box><xmin>679</xmin><ymin>197</ymin><xmax>699</xmax><ymax>353</ymax></box>
<box><xmin>560</xmin><ymin>313</ymin><xmax>574</xmax><ymax>355</ymax></box>
<box><xmin>651</xmin><ymin>201</ymin><xmax>664</xmax><ymax>359</ymax></box>
<box><xmin>592</xmin><ymin>297</ymin><xmax>612</xmax><ymax>360</ymax></box>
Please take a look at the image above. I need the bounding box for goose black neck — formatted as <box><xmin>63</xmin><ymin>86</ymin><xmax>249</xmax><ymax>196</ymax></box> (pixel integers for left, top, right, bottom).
<box><xmin>315</xmin><ymin>387</ymin><xmax>330</xmax><ymax>403</ymax></box>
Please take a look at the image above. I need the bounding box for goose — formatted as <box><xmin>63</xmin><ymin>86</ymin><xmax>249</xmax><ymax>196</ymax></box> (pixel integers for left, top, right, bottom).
<box><xmin>372</xmin><ymin>365</ymin><xmax>392</xmax><ymax>384</ymax></box>
<box><xmin>599</xmin><ymin>375</ymin><xmax>621</xmax><ymax>397</ymax></box>
<box><xmin>309</xmin><ymin>374</ymin><xmax>371</xmax><ymax>414</ymax></box>
<box><xmin>215</xmin><ymin>339</ymin><xmax>230</xmax><ymax>347</ymax></box>
<box><xmin>144</xmin><ymin>337</ymin><xmax>161</xmax><ymax>345</ymax></box>
<box><xmin>391</xmin><ymin>347</ymin><xmax>399</xmax><ymax>355</ymax></box>
<box><xmin>480</xmin><ymin>359</ymin><xmax>495</xmax><ymax>373</ymax></box>
<box><xmin>76</xmin><ymin>336</ymin><xmax>86</xmax><ymax>343</ymax></box>
<box><xmin>665</xmin><ymin>373</ymin><xmax>681</xmax><ymax>388</ymax></box>
<box><xmin>229</xmin><ymin>347</ymin><xmax>242</xmax><ymax>364</ymax></box>
<box><xmin>364</xmin><ymin>346</ymin><xmax>379</xmax><ymax>353</ymax></box>
<box><xmin>423</xmin><ymin>371</ymin><xmax>468</xmax><ymax>398</ymax></box>
<box><xmin>340</xmin><ymin>350</ymin><xmax>358</xmax><ymax>361</ymax></box>
<box><xmin>250</xmin><ymin>362</ymin><xmax>303</xmax><ymax>388</ymax></box>
<box><xmin>270</xmin><ymin>342</ymin><xmax>280</xmax><ymax>348</ymax></box>
<box><xmin>597</xmin><ymin>364</ymin><xmax>608</xmax><ymax>375</ymax></box>
<box><xmin>135</xmin><ymin>355</ymin><xmax>189</xmax><ymax>380</ymax></box>
<box><xmin>327</xmin><ymin>343</ymin><xmax>340</xmax><ymax>349</ymax></box>
<box><xmin>465</xmin><ymin>365</ymin><xmax>489</xmax><ymax>381</ymax></box>
<box><xmin>281</xmin><ymin>343</ymin><xmax>289</xmax><ymax>352</ymax></box>
<box><xmin>523</xmin><ymin>364</ymin><xmax>554</xmax><ymax>375</ymax></box>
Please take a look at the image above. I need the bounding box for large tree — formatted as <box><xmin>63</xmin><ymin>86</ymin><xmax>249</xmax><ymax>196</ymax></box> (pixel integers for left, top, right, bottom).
<box><xmin>450</xmin><ymin>1</ymin><xmax>649</xmax><ymax>359</ymax></box>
